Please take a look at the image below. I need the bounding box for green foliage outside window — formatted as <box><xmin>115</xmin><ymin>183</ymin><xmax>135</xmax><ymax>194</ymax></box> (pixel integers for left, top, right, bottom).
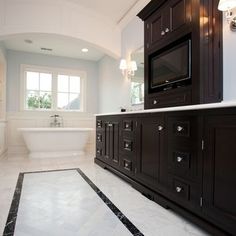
<box><xmin>27</xmin><ymin>93</ymin><xmax>52</xmax><ymax>109</ymax></box>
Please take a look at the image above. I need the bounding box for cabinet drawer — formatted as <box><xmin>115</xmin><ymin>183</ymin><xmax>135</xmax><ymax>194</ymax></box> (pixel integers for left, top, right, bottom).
<box><xmin>173</xmin><ymin>121</ymin><xmax>190</xmax><ymax>137</ymax></box>
<box><xmin>96</xmin><ymin>120</ymin><xmax>103</xmax><ymax>128</ymax></box>
<box><xmin>123</xmin><ymin>120</ymin><xmax>133</xmax><ymax>132</ymax></box>
<box><xmin>172</xmin><ymin>151</ymin><xmax>190</xmax><ymax>170</ymax></box>
<box><xmin>123</xmin><ymin>139</ymin><xmax>133</xmax><ymax>152</ymax></box>
<box><xmin>96</xmin><ymin>148</ymin><xmax>102</xmax><ymax>157</ymax></box>
<box><xmin>123</xmin><ymin>159</ymin><xmax>132</xmax><ymax>172</ymax></box>
<box><xmin>172</xmin><ymin>178</ymin><xmax>190</xmax><ymax>201</ymax></box>
<box><xmin>96</xmin><ymin>133</ymin><xmax>102</xmax><ymax>143</ymax></box>
<box><xmin>147</xmin><ymin>89</ymin><xmax>191</xmax><ymax>109</ymax></box>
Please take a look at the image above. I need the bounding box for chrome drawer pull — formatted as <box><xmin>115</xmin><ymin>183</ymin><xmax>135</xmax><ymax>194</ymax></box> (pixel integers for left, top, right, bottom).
<box><xmin>177</xmin><ymin>126</ymin><xmax>184</xmax><ymax>132</ymax></box>
<box><xmin>176</xmin><ymin>186</ymin><xmax>182</xmax><ymax>193</ymax></box>
<box><xmin>108</xmin><ymin>124</ymin><xmax>113</xmax><ymax>127</ymax></box>
<box><xmin>177</xmin><ymin>156</ymin><xmax>183</xmax><ymax>163</ymax></box>
<box><xmin>158</xmin><ymin>125</ymin><xmax>164</xmax><ymax>131</ymax></box>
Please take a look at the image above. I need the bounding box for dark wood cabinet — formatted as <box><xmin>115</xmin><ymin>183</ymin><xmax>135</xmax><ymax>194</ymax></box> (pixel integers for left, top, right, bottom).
<box><xmin>138</xmin><ymin>0</ymin><xmax>223</xmax><ymax>109</ymax></box>
<box><xmin>203</xmin><ymin>114</ymin><xmax>236</xmax><ymax>235</ymax></box>
<box><xmin>95</xmin><ymin>108</ymin><xmax>236</xmax><ymax>235</ymax></box>
<box><xmin>119</xmin><ymin>118</ymin><xmax>137</xmax><ymax>176</ymax></box>
<box><xmin>145</xmin><ymin>0</ymin><xmax>191</xmax><ymax>51</ymax></box>
<box><xmin>135</xmin><ymin>115</ymin><xmax>166</xmax><ymax>191</ymax></box>
<box><xmin>96</xmin><ymin>117</ymin><xmax>120</xmax><ymax>168</ymax></box>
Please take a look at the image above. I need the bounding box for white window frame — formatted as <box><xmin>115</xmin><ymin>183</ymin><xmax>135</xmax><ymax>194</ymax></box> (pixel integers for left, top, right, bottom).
<box><xmin>20</xmin><ymin>64</ymin><xmax>87</xmax><ymax>112</ymax></box>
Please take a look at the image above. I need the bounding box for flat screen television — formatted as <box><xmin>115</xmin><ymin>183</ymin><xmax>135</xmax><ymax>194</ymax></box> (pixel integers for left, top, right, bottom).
<box><xmin>150</xmin><ymin>40</ymin><xmax>191</xmax><ymax>91</ymax></box>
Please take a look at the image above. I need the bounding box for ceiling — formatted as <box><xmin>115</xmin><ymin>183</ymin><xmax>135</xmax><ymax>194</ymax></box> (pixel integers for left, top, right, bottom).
<box><xmin>3</xmin><ymin>34</ymin><xmax>105</xmax><ymax>61</ymax></box>
<box><xmin>65</xmin><ymin>0</ymin><xmax>139</xmax><ymax>24</ymax></box>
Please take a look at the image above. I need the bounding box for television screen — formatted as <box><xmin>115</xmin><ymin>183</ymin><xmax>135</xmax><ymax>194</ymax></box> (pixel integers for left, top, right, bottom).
<box><xmin>151</xmin><ymin>40</ymin><xmax>191</xmax><ymax>89</ymax></box>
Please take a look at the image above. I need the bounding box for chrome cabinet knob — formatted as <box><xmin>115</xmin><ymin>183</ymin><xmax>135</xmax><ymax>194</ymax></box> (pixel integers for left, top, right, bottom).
<box><xmin>177</xmin><ymin>156</ymin><xmax>183</xmax><ymax>163</ymax></box>
<box><xmin>125</xmin><ymin>143</ymin><xmax>129</xmax><ymax>148</ymax></box>
<box><xmin>161</xmin><ymin>31</ymin><xmax>165</xmax><ymax>36</ymax></box>
<box><xmin>158</xmin><ymin>125</ymin><xmax>164</xmax><ymax>131</ymax></box>
<box><xmin>177</xmin><ymin>126</ymin><xmax>184</xmax><ymax>132</ymax></box>
<box><xmin>108</xmin><ymin>123</ymin><xmax>113</xmax><ymax>127</ymax></box>
<box><xmin>125</xmin><ymin>124</ymin><xmax>129</xmax><ymax>128</ymax></box>
<box><xmin>125</xmin><ymin>163</ymin><xmax>129</xmax><ymax>167</ymax></box>
<box><xmin>153</xmin><ymin>99</ymin><xmax>158</xmax><ymax>105</ymax></box>
<box><xmin>176</xmin><ymin>186</ymin><xmax>182</xmax><ymax>193</ymax></box>
<box><xmin>165</xmin><ymin>28</ymin><xmax>170</xmax><ymax>33</ymax></box>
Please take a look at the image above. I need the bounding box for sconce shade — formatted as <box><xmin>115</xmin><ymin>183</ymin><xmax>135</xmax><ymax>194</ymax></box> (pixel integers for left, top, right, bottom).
<box><xmin>218</xmin><ymin>0</ymin><xmax>236</xmax><ymax>11</ymax></box>
<box><xmin>119</xmin><ymin>59</ymin><xmax>127</xmax><ymax>70</ymax></box>
<box><xmin>130</xmin><ymin>61</ymin><xmax>138</xmax><ymax>71</ymax></box>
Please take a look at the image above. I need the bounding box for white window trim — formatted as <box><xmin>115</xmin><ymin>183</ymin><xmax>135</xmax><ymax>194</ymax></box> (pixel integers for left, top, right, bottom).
<box><xmin>20</xmin><ymin>64</ymin><xmax>87</xmax><ymax>112</ymax></box>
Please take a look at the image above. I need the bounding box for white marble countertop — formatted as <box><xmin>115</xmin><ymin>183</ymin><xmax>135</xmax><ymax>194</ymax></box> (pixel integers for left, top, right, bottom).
<box><xmin>95</xmin><ymin>101</ymin><xmax>236</xmax><ymax>116</ymax></box>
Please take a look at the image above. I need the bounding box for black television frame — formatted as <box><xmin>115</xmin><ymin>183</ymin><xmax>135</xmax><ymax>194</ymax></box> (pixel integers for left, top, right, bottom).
<box><xmin>149</xmin><ymin>39</ymin><xmax>192</xmax><ymax>93</ymax></box>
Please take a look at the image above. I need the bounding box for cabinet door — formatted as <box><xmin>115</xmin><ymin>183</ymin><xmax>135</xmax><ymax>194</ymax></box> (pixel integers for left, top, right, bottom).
<box><xmin>169</xmin><ymin>0</ymin><xmax>191</xmax><ymax>33</ymax></box>
<box><xmin>146</xmin><ymin>9</ymin><xmax>165</xmax><ymax>50</ymax></box>
<box><xmin>104</xmin><ymin>120</ymin><xmax>120</xmax><ymax>168</ymax></box>
<box><xmin>136</xmin><ymin>116</ymin><xmax>165</xmax><ymax>190</ymax></box>
<box><xmin>203</xmin><ymin>115</ymin><xmax>236</xmax><ymax>235</ymax></box>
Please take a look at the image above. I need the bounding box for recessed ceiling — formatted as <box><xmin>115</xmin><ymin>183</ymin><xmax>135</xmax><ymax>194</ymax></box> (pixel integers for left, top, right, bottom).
<box><xmin>65</xmin><ymin>0</ymin><xmax>139</xmax><ymax>24</ymax></box>
<box><xmin>3</xmin><ymin>34</ymin><xmax>105</xmax><ymax>61</ymax></box>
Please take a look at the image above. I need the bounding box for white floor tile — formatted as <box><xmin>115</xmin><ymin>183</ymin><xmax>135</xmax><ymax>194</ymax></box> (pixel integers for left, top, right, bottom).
<box><xmin>0</xmin><ymin>153</ymin><xmax>209</xmax><ymax>236</ymax></box>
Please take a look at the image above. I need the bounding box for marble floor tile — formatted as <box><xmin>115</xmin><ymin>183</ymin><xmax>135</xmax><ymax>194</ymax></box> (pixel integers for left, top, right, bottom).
<box><xmin>0</xmin><ymin>153</ymin><xmax>210</xmax><ymax>236</ymax></box>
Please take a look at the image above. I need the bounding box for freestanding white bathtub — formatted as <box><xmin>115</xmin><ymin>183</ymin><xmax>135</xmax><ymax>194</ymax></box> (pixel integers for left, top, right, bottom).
<box><xmin>18</xmin><ymin>128</ymin><xmax>93</xmax><ymax>158</ymax></box>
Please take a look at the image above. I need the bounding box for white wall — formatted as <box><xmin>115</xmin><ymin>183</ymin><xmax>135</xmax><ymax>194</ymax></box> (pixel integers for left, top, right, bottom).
<box><xmin>0</xmin><ymin>43</ymin><xmax>7</xmax><ymax>156</ymax></box>
<box><xmin>7</xmin><ymin>50</ymin><xmax>99</xmax><ymax>113</ymax></box>
<box><xmin>6</xmin><ymin>50</ymin><xmax>97</xmax><ymax>154</ymax></box>
<box><xmin>0</xmin><ymin>0</ymin><xmax>121</xmax><ymax>58</ymax></box>
<box><xmin>98</xmin><ymin>56</ymin><xmax>130</xmax><ymax>113</ymax></box>
<box><xmin>98</xmin><ymin>17</ymin><xmax>144</xmax><ymax>113</ymax></box>
<box><xmin>121</xmin><ymin>17</ymin><xmax>144</xmax><ymax>59</ymax></box>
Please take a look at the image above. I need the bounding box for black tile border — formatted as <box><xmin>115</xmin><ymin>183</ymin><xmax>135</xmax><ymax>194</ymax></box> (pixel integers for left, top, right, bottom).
<box><xmin>3</xmin><ymin>168</ymin><xmax>144</xmax><ymax>236</ymax></box>
<box><xmin>3</xmin><ymin>173</ymin><xmax>24</xmax><ymax>236</ymax></box>
<box><xmin>76</xmin><ymin>169</ymin><xmax>144</xmax><ymax>236</ymax></box>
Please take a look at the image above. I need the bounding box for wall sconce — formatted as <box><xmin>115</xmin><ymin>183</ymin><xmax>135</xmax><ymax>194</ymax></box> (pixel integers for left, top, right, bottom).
<box><xmin>119</xmin><ymin>59</ymin><xmax>137</xmax><ymax>78</ymax></box>
<box><xmin>218</xmin><ymin>0</ymin><xmax>236</xmax><ymax>31</ymax></box>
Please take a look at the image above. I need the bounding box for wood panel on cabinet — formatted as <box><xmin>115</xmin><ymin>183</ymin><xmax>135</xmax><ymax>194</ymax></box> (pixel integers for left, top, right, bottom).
<box><xmin>95</xmin><ymin>117</ymin><xmax>120</xmax><ymax>169</ymax></box>
<box><xmin>203</xmin><ymin>114</ymin><xmax>236</xmax><ymax>235</ymax></box>
<box><xmin>135</xmin><ymin>115</ymin><xmax>167</xmax><ymax>191</ymax></box>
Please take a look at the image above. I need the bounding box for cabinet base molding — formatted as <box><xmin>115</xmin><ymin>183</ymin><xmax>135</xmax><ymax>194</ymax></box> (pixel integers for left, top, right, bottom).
<box><xmin>95</xmin><ymin>158</ymin><xmax>229</xmax><ymax>236</ymax></box>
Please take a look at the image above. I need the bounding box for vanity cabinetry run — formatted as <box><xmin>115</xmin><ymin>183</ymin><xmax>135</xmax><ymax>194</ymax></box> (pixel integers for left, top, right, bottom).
<box><xmin>95</xmin><ymin>108</ymin><xmax>236</xmax><ymax>235</ymax></box>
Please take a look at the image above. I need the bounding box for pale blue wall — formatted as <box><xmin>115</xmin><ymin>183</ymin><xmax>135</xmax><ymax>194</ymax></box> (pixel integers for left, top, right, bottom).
<box><xmin>6</xmin><ymin>50</ymin><xmax>99</xmax><ymax>113</ymax></box>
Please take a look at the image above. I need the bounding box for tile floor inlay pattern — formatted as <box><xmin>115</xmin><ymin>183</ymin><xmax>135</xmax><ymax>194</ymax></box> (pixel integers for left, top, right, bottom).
<box><xmin>3</xmin><ymin>169</ymin><xmax>144</xmax><ymax>236</ymax></box>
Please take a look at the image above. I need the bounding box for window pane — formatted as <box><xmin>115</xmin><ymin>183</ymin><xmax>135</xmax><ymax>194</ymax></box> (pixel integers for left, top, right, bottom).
<box><xmin>40</xmin><ymin>73</ymin><xmax>52</xmax><ymax>91</ymax></box>
<box><xmin>69</xmin><ymin>76</ymin><xmax>80</xmax><ymax>93</ymax></box>
<box><xmin>26</xmin><ymin>72</ymin><xmax>39</xmax><ymax>90</ymax></box>
<box><xmin>39</xmin><ymin>92</ymin><xmax>52</xmax><ymax>109</ymax></box>
<box><xmin>58</xmin><ymin>75</ymin><xmax>69</xmax><ymax>92</ymax></box>
<box><xmin>57</xmin><ymin>93</ymin><xmax>69</xmax><ymax>109</ymax></box>
<box><xmin>68</xmin><ymin>93</ymin><xmax>80</xmax><ymax>110</ymax></box>
<box><xmin>26</xmin><ymin>91</ymin><xmax>39</xmax><ymax>109</ymax></box>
